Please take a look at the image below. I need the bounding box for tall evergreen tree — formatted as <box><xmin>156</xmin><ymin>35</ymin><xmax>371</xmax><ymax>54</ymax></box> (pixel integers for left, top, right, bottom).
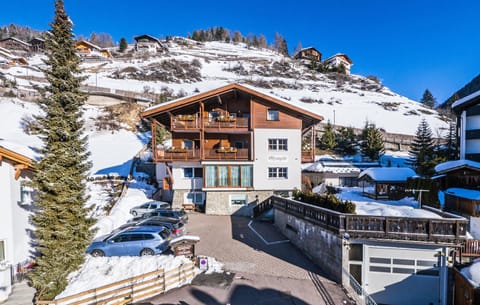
<box><xmin>408</xmin><ymin>118</ymin><xmax>439</xmax><ymax>176</ymax></box>
<box><xmin>29</xmin><ymin>0</ymin><xmax>94</xmax><ymax>299</ymax></box>
<box><xmin>442</xmin><ymin>120</ymin><xmax>458</xmax><ymax>160</ymax></box>
<box><xmin>360</xmin><ymin>122</ymin><xmax>384</xmax><ymax>161</ymax></box>
<box><xmin>336</xmin><ymin>126</ymin><xmax>357</xmax><ymax>156</ymax></box>
<box><xmin>320</xmin><ymin>121</ymin><xmax>336</xmax><ymax>150</ymax></box>
<box><xmin>118</xmin><ymin>37</ymin><xmax>128</xmax><ymax>53</ymax></box>
<box><xmin>420</xmin><ymin>89</ymin><xmax>436</xmax><ymax>108</ymax></box>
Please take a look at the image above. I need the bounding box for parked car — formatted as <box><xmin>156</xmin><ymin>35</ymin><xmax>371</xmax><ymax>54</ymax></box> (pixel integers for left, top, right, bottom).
<box><xmin>143</xmin><ymin>209</ymin><xmax>188</xmax><ymax>223</ymax></box>
<box><xmin>86</xmin><ymin>226</ymin><xmax>171</xmax><ymax>257</ymax></box>
<box><xmin>129</xmin><ymin>200</ymin><xmax>170</xmax><ymax>216</ymax></box>
<box><xmin>113</xmin><ymin>218</ymin><xmax>186</xmax><ymax>237</ymax></box>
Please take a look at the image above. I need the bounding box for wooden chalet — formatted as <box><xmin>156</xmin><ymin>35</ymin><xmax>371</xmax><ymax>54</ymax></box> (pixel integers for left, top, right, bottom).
<box><xmin>358</xmin><ymin>167</ymin><xmax>416</xmax><ymax>200</ymax></box>
<box><xmin>28</xmin><ymin>37</ymin><xmax>45</xmax><ymax>52</ymax></box>
<box><xmin>453</xmin><ymin>264</ymin><xmax>480</xmax><ymax>305</ymax></box>
<box><xmin>141</xmin><ymin>83</ymin><xmax>323</xmax><ymax>214</ymax></box>
<box><xmin>133</xmin><ymin>34</ymin><xmax>167</xmax><ymax>53</ymax></box>
<box><xmin>0</xmin><ymin>47</ymin><xmax>28</xmax><ymax>65</ymax></box>
<box><xmin>324</xmin><ymin>53</ymin><xmax>353</xmax><ymax>74</ymax></box>
<box><xmin>293</xmin><ymin>47</ymin><xmax>322</xmax><ymax>62</ymax></box>
<box><xmin>0</xmin><ymin>37</ymin><xmax>31</xmax><ymax>55</ymax></box>
<box><xmin>434</xmin><ymin>160</ymin><xmax>480</xmax><ymax>217</ymax></box>
<box><xmin>75</xmin><ymin>40</ymin><xmax>112</xmax><ymax>58</ymax></box>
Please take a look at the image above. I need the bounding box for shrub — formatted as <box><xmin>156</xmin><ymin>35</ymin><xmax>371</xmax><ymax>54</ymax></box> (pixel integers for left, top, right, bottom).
<box><xmin>292</xmin><ymin>188</ymin><xmax>356</xmax><ymax>213</ymax></box>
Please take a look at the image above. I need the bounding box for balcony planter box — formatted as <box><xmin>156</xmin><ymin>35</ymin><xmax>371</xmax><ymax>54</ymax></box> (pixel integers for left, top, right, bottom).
<box><xmin>167</xmin><ymin>147</ymin><xmax>188</xmax><ymax>153</ymax></box>
<box><xmin>216</xmin><ymin>147</ymin><xmax>237</xmax><ymax>153</ymax></box>
<box><xmin>177</xmin><ymin>115</ymin><xmax>195</xmax><ymax>121</ymax></box>
<box><xmin>216</xmin><ymin>116</ymin><xmax>236</xmax><ymax>122</ymax></box>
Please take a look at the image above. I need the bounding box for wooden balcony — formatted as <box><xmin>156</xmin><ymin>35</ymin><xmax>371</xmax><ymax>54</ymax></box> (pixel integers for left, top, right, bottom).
<box><xmin>460</xmin><ymin>239</ymin><xmax>480</xmax><ymax>257</ymax></box>
<box><xmin>204</xmin><ymin>147</ymin><xmax>249</xmax><ymax>160</ymax></box>
<box><xmin>301</xmin><ymin>150</ymin><xmax>314</xmax><ymax>163</ymax></box>
<box><xmin>204</xmin><ymin>117</ymin><xmax>249</xmax><ymax>130</ymax></box>
<box><xmin>154</xmin><ymin>148</ymin><xmax>200</xmax><ymax>162</ymax></box>
<box><xmin>171</xmin><ymin>115</ymin><xmax>199</xmax><ymax>130</ymax></box>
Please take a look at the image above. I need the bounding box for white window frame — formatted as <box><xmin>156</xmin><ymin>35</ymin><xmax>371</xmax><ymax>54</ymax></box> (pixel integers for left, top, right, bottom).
<box><xmin>267</xmin><ymin>109</ymin><xmax>279</xmax><ymax>121</ymax></box>
<box><xmin>268</xmin><ymin>167</ymin><xmax>288</xmax><ymax>179</ymax></box>
<box><xmin>268</xmin><ymin>138</ymin><xmax>288</xmax><ymax>151</ymax></box>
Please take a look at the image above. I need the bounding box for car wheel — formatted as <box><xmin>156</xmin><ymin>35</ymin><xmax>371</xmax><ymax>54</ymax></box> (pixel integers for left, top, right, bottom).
<box><xmin>131</xmin><ymin>211</ymin><xmax>137</xmax><ymax>216</ymax></box>
<box><xmin>91</xmin><ymin>250</ymin><xmax>105</xmax><ymax>257</ymax></box>
<box><xmin>140</xmin><ymin>248</ymin><xmax>154</xmax><ymax>256</ymax></box>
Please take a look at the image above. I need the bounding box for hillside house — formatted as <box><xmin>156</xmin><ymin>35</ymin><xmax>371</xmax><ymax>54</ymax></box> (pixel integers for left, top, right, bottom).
<box><xmin>358</xmin><ymin>167</ymin><xmax>416</xmax><ymax>200</ymax></box>
<box><xmin>302</xmin><ymin>158</ymin><xmax>361</xmax><ymax>188</ymax></box>
<box><xmin>452</xmin><ymin>90</ymin><xmax>480</xmax><ymax>162</ymax></box>
<box><xmin>293</xmin><ymin>47</ymin><xmax>322</xmax><ymax>63</ymax></box>
<box><xmin>141</xmin><ymin>83</ymin><xmax>322</xmax><ymax>215</ymax></box>
<box><xmin>28</xmin><ymin>37</ymin><xmax>45</xmax><ymax>53</ymax></box>
<box><xmin>75</xmin><ymin>40</ymin><xmax>112</xmax><ymax>59</ymax></box>
<box><xmin>324</xmin><ymin>53</ymin><xmax>353</xmax><ymax>74</ymax></box>
<box><xmin>0</xmin><ymin>47</ymin><xmax>28</xmax><ymax>65</ymax></box>
<box><xmin>0</xmin><ymin>145</ymin><xmax>34</xmax><ymax>303</ymax></box>
<box><xmin>0</xmin><ymin>37</ymin><xmax>31</xmax><ymax>56</ymax></box>
<box><xmin>134</xmin><ymin>35</ymin><xmax>167</xmax><ymax>54</ymax></box>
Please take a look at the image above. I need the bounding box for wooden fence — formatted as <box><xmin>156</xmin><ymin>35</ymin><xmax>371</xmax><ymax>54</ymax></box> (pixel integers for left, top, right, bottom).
<box><xmin>36</xmin><ymin>261</ymin><xmax>195</xmax><ymax>305</ymax></box>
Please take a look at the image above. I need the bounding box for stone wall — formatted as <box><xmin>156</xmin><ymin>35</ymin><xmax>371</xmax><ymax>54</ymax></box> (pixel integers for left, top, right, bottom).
<box><xmin>274</xmin><ymin>208</ymin><xmax>344</xmax><ymax>283</ymax></box>
<box><xmin>205</xmin><ymin>190</ymin><xmax>273</xmax><ymax>216</ymax></box>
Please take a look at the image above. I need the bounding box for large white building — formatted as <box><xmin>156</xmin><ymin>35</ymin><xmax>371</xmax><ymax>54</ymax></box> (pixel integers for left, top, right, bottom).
<box><xmin>141</xmin><ymin>83</ymin><xmax>322</xmax><ymax>215</ymax></box>
<box><xmin>0</xmin><ymin>145</ymin><xmax>34</xmax><ymax>302</ymax></box>
<box><xmin>452</xmin><ymin>90</ymin><xmax>480</xmax><ymax>162</ymax></box>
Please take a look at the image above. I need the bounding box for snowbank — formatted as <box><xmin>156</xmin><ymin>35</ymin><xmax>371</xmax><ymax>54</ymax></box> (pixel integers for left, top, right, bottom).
<box><xmin>461</xmin><ymin>259</ymin><xmax>480</xmax><ymax>288</ymax></box>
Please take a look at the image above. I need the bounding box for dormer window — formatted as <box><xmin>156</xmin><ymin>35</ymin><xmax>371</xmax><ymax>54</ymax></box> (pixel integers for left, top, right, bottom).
<box><xmin>267</xmin><ymin>109</ymin><xmax>279</xmax><ymax>121</ymax></box>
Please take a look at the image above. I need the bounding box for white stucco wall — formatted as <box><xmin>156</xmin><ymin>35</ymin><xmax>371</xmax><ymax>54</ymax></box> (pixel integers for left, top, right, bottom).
<box><xmin>253</xmin><ymin>128</ymin><xmax>301</xmax><ymax>190</ymax></box>
<box><xmin>171</xmin><ymin>162</ymin><xmax>202</xmax><ymax>190</ymax></box>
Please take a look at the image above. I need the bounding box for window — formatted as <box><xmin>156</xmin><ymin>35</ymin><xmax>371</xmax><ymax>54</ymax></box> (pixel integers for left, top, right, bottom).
<box><xmin>268</xmin><ymin>167</ymin><xmax>288</xmax><ymax>179</ymax></box>
<box><xmin>230</xmin><ymin>194</ymin><xmax>247</xmax><ymax>205</ymax></box>
<box><xmin>186</xmin><ymin>192</ymin><xmax>204</xmax><ymax>204</ymax></box>
<box><xmin>0</xmin><ymin>240</ymin><xmax>4</xmax><ymax>261</ymax></box>
<box><xmin>268</xmin><ymin>139</ymin><xmax>288</xmax><ymax>151</ymax></box>
<box><xmin>204</xmin><ymin>165</ymin><xmax>253</xmax><ymax>188</ymax></box>
<box><xmin>267</xmin><ymin>109</ymin><xmax>279</xmax><ymax>121</ymax></box>
<box><xmin>183</xmin><ymin>167</ymin><xmax>203</xmax><ymax>178</ymax></box>
<box><xmin>19</xmin><ymin>181</ymin><xmax>34</xmax><ymax>205</ymax></box>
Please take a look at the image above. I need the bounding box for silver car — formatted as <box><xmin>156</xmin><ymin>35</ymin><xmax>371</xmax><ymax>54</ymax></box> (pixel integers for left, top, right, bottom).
<box><xmin>129</xmin><ymin>200</ymin><xmax>170</xmax><ymax>216</ymax></box>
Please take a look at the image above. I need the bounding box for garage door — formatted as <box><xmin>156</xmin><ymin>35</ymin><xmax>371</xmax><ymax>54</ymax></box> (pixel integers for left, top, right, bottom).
<box><xmin>365</xmin><ymin>245</ymin><xmax>443</xmax><ymax>305</ymax></box>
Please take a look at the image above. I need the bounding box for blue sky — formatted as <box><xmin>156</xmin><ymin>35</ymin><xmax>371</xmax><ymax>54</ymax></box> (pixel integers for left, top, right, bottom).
<box><xmin>2</xmin><ymin>0</ymin><xmax>480</xmax><ymax>104</ymax></box>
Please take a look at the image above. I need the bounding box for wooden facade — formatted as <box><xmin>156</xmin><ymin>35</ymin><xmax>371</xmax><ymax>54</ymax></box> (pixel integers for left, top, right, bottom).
<box><xmin>143</xmin><ymin>83</ymin><xmax>321</xmax><ymax>164</ymax></box>
<box><xmin>293</xmin><ymin>47</ymin><xmax>322</xmax><ymax>62</ymax></box>
<box><xmin>358</xmin><ymin>168</ymin><xmax>415</xmax><ymax>200</ymax></box>
<box><xmin>0</xmin><ymin>37</ymin><xmax>31</xmax><ymax>54</ymax></box>
<box><xmin>28</xmin><ymin>37</ymin><xmax>45</xmax><ymax>52</ymax></box>
<box><xmin>75</xmin><ymin>40</ymin><xmax>112</xmax><ymax>58</ymax></box>
<box><xmin>134</xmin><ymin>34</ymin><xmax>167</xmax><ymax>53</ymax></box>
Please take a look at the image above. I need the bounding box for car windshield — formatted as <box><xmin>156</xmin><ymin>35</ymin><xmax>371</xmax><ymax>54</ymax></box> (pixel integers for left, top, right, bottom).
<box><xmin>159</xmin><ymin>229</ymin><xmax>170</xmax><ymax>240</ymax></box>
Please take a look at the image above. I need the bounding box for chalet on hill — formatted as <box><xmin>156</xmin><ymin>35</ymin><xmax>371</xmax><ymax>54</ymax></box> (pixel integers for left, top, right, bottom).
<box><xmin>134</xmin><ymin>34</ymin><xmax>167</xmax><ymax>54</ymax></box>
<box><xmin>293</xmin><ymin>47</ymin><xmax>322</xmax><ymax>62</ymax></box>
<box><xmin>358</xmin><ymin>167</ymin><xmax>416</xmax><ymax>200</ymax></box>
<box><xmin>0</xmin><ymin>37</ymin><xmax>31</xmax><ymax>55</ymax></box>
<box><xmin>324</xmin><ymin>53</ymin><xmax>353</xmax><ymax>74</ymax></box>
<box><xmin>141</xmin><ymin>83</ymin><xmax>323</xmax><ymax>215</ymax></box>
<box><xmin>75</xmin><ymin>40</ymin><xmax>112</xmax><ymax>59</ymax></box>
<box><xmin>28</xmin><ymin>37</ymin><xmax>45</xmax><ymax>52</ymax></box>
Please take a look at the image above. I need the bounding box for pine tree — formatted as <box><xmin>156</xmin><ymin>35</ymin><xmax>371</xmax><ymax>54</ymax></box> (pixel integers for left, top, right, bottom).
<box><xmin>336</xmin><ymin>126</ymin><xmax>357</xmax><ymax>156</ymax></box>
<box><xmin>29</xmin><ymin>0</ymin><xmax>94</xmax><ymax>299</ymax></box>
<box><xmin>360</xmin><ymin>122</ymin><xmax>384</xmax><ymax>161</ymax></box>
<box><xmin>408</xmin><ymin>118</ymin><xmax>437</xmax><ymax>176</ymax></box>
<box><xmin>442</xmin><ymin>120</ymin><xmax>458</xmax><ymax>160</ymax></box>
<box><xmin>420</xmin><ymin>89</ymin><xmax>436</xmax><ymax>108</ymax></box>
<box><xmin>118</xmin><ymin>37</ymin><xmax>128</xmax><ymax>53</ymax></box>
<box><xmin>320</xmin><ymin>121</ymin><xmax>336</xmax><ymax>150</ymax></box>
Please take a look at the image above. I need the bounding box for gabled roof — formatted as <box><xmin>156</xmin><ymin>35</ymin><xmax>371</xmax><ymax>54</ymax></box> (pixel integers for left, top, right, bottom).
<box><xmin>0</xmin><ymin>145</ymin><xmax>34</xmax><ymax>169</ymax></box>
<box><xmin>324</xmin><ymin>53</ymin><xmax>353</xmax><ymax>65</ymax></box>
<box><xmin>75</xmin><ymin>40</ymin><xmax>112</xmax><ymax>57</ymax></box>
<box><xmin>358</xmin><ymin>167</ymin><xmax>416</xmax><ymax>183</ymax></box>
<box><xmin>29</xmin><ymin>37</ymin><xmax>45</xmax><ymax>43</ymax></box>
<box><xmin>134</xmin><ymin>34</ymin><xmax>161</xmax><ymax>44</ymax></box>
<box><xmin>293</xmin><ymin>46</ymin><xmax>322</xmax><ymax>59</ymax></box>
<box><xmin>451</xmin><ymin>89</ymin><xmax>480</xmax><ymax>111</ymax></box>
<box><xmin>445</xmin><ymin>188</ymin><xmax>480</xmax><ymax>200</ymax></box>
<box><xmin>141</xmin><ymin>83</ymin><xmax>324</xmax><ymax>126</ymax></box>
<box><xmin>435</xmin><ymin>159</ymin><xmax>480</xmax><ymax>174</ymax></box>
<box><xmin>0</xmin><ymin>37</ymin><xmax>31</xmax><ymax>47</ymax></box>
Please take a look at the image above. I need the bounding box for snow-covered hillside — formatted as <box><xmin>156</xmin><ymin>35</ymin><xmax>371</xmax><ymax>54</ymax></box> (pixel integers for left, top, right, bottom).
<box><xmin>1</xmin><ymin>38</ymin><xmax>450</xmax><ymax>136</ymax></box>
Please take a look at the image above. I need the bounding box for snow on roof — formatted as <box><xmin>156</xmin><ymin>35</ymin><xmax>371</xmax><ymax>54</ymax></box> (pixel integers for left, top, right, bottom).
<box><xmin>435</xmin><ymin>159</ymin><xmax>480</xmax><ymax>173</ymax></box>
<box><xmin>461</xmin><ymin>260</ymin><xmax>480</xmax><ymax>288</ymax></box>
<box><xmin>358</xmin><ymin>167</ymin><xmax>416</xmax><ymax>182</ymax></box>
<box><xmin>303</xmin><ymin>160</ymin><xmax>361</xmax><ymax>174</ymax></box>
<box><xmin>445</xmin><ymin>188</ymin><xmax>480</xmax><ymax>200</ymax></box>
<box><xmin>452</xmin><ymin>89</ymin><xmax>480</xmax><ymax>109</ymax></box>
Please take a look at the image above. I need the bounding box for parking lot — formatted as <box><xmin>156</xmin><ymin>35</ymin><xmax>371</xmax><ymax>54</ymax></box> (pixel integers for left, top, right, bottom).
<box><xmin>138</xmin><ymin>213</ymin><xmax>350</xmax><ymax>305</ymax></box>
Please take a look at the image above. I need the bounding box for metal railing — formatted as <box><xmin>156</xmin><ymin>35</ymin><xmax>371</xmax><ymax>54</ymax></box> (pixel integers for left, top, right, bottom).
<box><xmin>342</xmin><ymin>268</ymin><xmax>377</xmax><ymax>305</ymax></box>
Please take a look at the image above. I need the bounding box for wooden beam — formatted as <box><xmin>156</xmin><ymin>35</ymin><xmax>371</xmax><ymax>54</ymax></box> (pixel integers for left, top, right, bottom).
<box><xmin>14</xmin><ymin>164</ymin><xmax>28</xmax><ymax>180</ymax></box>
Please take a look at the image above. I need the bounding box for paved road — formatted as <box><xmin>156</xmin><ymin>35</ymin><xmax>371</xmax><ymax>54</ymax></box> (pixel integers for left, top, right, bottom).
<box><xmin>139</xmin><ymin>213</ymin><xmax>351</xmax><ymax>305</ymax></box>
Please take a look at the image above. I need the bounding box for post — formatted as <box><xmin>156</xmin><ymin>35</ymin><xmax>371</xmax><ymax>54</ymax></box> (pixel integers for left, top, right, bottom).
<box><xmin>405</xmin><ymin>189</ymin><xmax>429</xmax><ymax>209</ymax></box>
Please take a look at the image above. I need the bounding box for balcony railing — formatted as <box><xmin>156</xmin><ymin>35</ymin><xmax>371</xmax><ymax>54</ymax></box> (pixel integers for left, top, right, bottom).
<box><xmin>204</xmin><ymin>148</ymin><xmax>249</xmax><ymax>160</ymax></box>
<box><xmin>204</xmin><ymin>117</ymin><xmax>249</xmax><ymax>129</ymax></box>
<box><xmin>171</xmin><ymin>115</ymin><xmax>199</xmax><ymax>130</ymax></box>
<box><xmin>270</xmin><ymin>196</ymin><xmax>468</xmax><ymax>243</ymax></box>
<box><xmin>154</xmin><ymin>147</ymin><xmax>250</xmax><ymax>161</ymax></box>
<box><xmin>301</xmin><ymin>150</ymin><xmax>314</xmax><ymax>163</ymax></box>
